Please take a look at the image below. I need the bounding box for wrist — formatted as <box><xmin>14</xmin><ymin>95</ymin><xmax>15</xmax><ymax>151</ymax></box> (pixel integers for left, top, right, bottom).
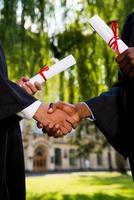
<box><xmin>33</xmin><ymin>103</ymin><xmax>48</xmax><ymax>123</ymax></box>
<box><xmin>74</xmin><ymin>102</ymin><xmax>91</xmax><ymax>120</ymax></box>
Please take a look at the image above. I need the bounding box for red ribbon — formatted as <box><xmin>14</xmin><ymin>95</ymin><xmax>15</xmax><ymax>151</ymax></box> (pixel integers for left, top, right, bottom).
<box><xmin>108</xmin><ymin>20</ymin><xmax>120</xmax><ymax>55</ymax></box>
<box><xmin>39</xmin><ymin>65</ymin><xmax>49</xmax><ymax>81</ymax></box>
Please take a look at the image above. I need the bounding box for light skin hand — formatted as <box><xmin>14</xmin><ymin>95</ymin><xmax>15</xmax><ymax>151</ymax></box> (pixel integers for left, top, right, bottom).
<box><xmin>17</xmin><ymin>77</ymin><xmax>69</xmax><ymax>137</ymax></box>
<box><xmin>115</xmin><ymin>47</ymin><xmax>134</xmax><ymax>78</ymax></box>
<box><xmin>17</xmin><ymin>76</ymin><xmax>41</xmax><ymax>95</ymax></box>
<box><xmin>40</xmin><ymin>101</ymin><xmax>92</xmax><ymax>137</ymax></box>
<box><xmin>34</xmin><ymin>103</ymin><xmax>76</xmax><ymax>138</ymax></box>
<box><xmin>48</xmin><ymin>102</ymin><xmax>80</xmax><ymax>127</ymax></box>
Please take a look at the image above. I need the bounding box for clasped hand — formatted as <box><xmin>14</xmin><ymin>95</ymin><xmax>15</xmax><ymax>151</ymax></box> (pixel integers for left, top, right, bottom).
<box><xmin>36</xmin><ymin>102</ymin><xmax>90</xmax><ymax>138</ymax></box>
<box><xmin>17</xmin><ymin>77</ymin><xmax>80</xmax><ymax>137</ymax></box>
<box><xmin>37</xmin><ymin>102</ymin><xmax>80</xmax><ymax>138</ymax></box>
<box><xmin>17</xmin><ymin>76</ymin><xmax>90</xmax><ymax>138</ymax></box>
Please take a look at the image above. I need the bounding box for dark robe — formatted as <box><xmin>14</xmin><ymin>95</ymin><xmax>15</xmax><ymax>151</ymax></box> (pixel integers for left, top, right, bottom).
<box><xmin>86</xmin><ymin>70</ymin><xmax>134</xmax><ymax>180</ymax></box>
<box><xmin>0</xmin><ymin>42</ymin><xmax>37</xmax><ymax>200</ymax></box>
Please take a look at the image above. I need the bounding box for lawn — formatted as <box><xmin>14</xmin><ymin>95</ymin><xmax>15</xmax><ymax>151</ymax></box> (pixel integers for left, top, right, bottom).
<box><xmin>26</xmin><ymin>172</ymin><xmax>134</xmax><ymax>200</ymax></box>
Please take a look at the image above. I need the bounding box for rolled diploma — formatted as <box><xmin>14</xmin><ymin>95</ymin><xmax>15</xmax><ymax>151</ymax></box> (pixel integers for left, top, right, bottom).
<box><xmin>89</xmin><ymin>15</ymin><xmax>128</xmax><ymax>54</ymax></box>
<box><xmin>29</xmin><ymin>55</ymin><xmax>76</xmax><ymax>84</ymax></box>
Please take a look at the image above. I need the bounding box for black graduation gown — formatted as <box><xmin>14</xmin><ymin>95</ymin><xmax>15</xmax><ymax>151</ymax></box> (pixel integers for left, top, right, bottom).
<box><xmin>86</xmin><ymin>70</ymin><xmax>134</xmax><ymax>180</ymax></box>
<box><xmin>0</xmin><ymin>43</ymin><xmax>37</xmax><ymax>200</ymax></box>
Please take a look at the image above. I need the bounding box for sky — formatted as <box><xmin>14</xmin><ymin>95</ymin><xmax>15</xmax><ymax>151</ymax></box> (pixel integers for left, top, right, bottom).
<box><xmin>16</xmin><ymin>0</ymin><xmax>83</xmax><ymax>36</ymax></box>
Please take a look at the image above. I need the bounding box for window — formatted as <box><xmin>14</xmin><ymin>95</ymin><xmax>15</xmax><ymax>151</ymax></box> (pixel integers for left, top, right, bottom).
<box><xmin>64</xmin><ymin>149</ymin><xmax>68</xmax><ymax>159</ymax></box>
<box><xmin>55</xmin><ymin>148</ymin><xmax>62</xmax><ymax>166</ymax></box>
<box><xmin>97</xmin><ymin>153</ymin><xmax>103</xmax><ymax>166</ymax></box>
<box><xmin>69</xmin><ymin>149</ymin><xmax>77</xmax><ymax>166</ymax></box>
<box><xmin>51</xmin><ymin>156</ymin><xmax>54</xmax><ymax>164</ymax></box>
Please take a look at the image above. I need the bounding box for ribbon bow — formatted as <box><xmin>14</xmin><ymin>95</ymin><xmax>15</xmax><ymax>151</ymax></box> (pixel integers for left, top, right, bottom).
<box><xmin>39</xmin><ymin>65</ymin><xmax>49</xmax><ymax>81</ymax></box>
<box><xmin>108</xmin><ymin>20</ymin><xmax>120</xmax><ymax>55</ymax></box>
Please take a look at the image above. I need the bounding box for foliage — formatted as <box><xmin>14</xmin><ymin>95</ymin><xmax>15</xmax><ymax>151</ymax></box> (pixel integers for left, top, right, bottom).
<box><xmin>0</xmin><ymin>0</ymin><xmax>133</xmax><ymax>171</ymax></box>
<box><xmin>49</xmin><ymin>0</ymin><xmax>133</xmax><ymax>170</ymax></box>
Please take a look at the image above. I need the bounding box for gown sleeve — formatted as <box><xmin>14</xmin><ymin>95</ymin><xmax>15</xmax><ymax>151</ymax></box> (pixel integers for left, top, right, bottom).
<box><xmin>0</xmin><ymin>72</ymin><xmax>37</xmax><ymax>120</ymax></box>
<box><xmin>0</xmin><ymin>42</ymin><xmax>38</xmax><ymax>120</ymax></box>
<box><xmin>85</xmin><ymin>82</ymin><xmax>127</xmax><ymax>158</ymax></box>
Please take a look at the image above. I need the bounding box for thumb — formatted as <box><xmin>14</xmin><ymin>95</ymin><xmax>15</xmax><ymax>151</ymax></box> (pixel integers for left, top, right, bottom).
<box><xmin>48</xmin><ymin>103</ymin><xmax>57</xmax><ymax>113</ymax></box>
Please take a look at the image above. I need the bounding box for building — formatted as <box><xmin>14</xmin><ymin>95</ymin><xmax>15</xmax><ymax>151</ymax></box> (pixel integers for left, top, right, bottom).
<box><xmin>21</xmin><ymin>119</ymin><xmax>121</xmax><ymax>173</ymax></box>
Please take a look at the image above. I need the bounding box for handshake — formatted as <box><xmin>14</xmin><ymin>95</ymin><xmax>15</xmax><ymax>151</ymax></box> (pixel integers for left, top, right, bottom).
<box><xmin>18</xmin><ymin>47</ymin><xmax>134</xmax><ymax>138</ymax></box>
<box><xmin>17</xmin><ymin>77</ymin><xmax>91</xmax><ymax>138</ymax></box>
<box><xmin>33</xmin><ymin>102</ymin><xmax>91</xmax><ymax>138</ymax></box>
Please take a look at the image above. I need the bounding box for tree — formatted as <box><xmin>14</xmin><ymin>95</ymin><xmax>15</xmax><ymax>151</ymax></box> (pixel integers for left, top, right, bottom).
<box><xmin>0</xmin><ymin>0</ymin><xmax>132</xmax><ymax>173</ymax></box>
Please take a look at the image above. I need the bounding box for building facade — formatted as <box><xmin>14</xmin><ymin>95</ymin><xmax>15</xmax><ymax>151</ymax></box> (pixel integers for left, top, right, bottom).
<box><xmin>21</xmin><ymin>119</ymin><xmax>120</xmax><ymax>173</ymax></box>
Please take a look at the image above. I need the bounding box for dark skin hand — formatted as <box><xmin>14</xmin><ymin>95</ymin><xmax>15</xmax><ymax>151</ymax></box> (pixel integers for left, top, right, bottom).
<box><xmin>38</xmin><ymin>102</ymin><xmax>91</xmax><ymax>138</ymax></box>
<box><xmin>34</xmin><ymin>103</ymin><xmax>77</xmax><ymax>138</ymax></box>
<box><xmin>115</xmin><ymin>47</ymin><xmax>134</xmax><ymax>78</ymax></box>
<box><xmin>37</xmin><ymin>102</ymin><xmax>80</xmax><ymax>138</ymax></box>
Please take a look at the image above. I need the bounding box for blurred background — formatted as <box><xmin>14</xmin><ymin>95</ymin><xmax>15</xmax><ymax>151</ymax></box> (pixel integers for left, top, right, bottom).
<box><xmin>0</xmin><ymin>0</ymin><xmax>134</xmax><ymax>199</ymax></box>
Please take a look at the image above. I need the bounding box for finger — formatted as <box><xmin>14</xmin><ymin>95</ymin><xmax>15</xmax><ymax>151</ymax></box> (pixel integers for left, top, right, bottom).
<box><xmin>17</xmin><ymin>77</ymin><xmax>29</xmax><ymax>87</ymax></box>
<box><xmin>66</xmin><ymin>116</ymin><xmax>78</xmax><ymax>129</ymax></box>
<box><xmin>55</xmin><ymin>101</ymin><xmax>66</xmax><ymax>111</ymax></box>
<box><xmin>17</xmin><ymin>80</ymin><xmax>24</xmax><ymax>87</ymax></box>
<box><xmin>57</xmin><ymin>129</ymin><xmax>62</xmax><ymax>135</ymax></box>
<box><xmin>35</xmin><ymin>82</ymin><xmax>41</xmax><ymax>90</ymax></box>
<box><xmin>22</xmin><ymin>84</ymin><xmax>33</xmax><ymax>95</ymax></box>
<box><xmin>115</xmin><ymin>49</ymin><xmax>129</xmax><ymax>63</ymax></box>
<box><xmin>121</xmin><ymin>61</ymin><xmax>131</xmax><ymax>75</ymax></box>
<box><xmin>63</xmin><ymin>121</ymin><xmax>72</xmax><ymax>132</ymax></box>
<box><xmin>17</xmin><ymin>78</ymin><xmax>25</xmax><ymax>87</ymax></box>
<box><xmin>53</xmin><ymin>131</ymin><xmax>64</xmax><ymax>138</ymax></box>
<box><xmin>55</xmin><ymin>133</ymin><xmax>64</xmax><ymax>138</ymax></box>
<box><xmin>43</xmin><ymin>124</ymin><xmax>60</xmax><ymax>137</ymax></box>
<box><xmin>53</xmin><ymin>135</ymin><xmax>59</xmax><ymax>138</ymax></box>
<box><xmin>50</xmin><ymin>124</ymin><xmax>60</xmax><ymax>133</ymax></box>
<box><xmin>115</xmin><ymin>54</ymin><xmax>122</xmax><ymax>63</ymax></box>
<box><xmin>42</xmin><ymin>127</ymin><xmax>47</xmax><ymax>134</ymax></box>
<box><xmin>119</xmin><ymin>57</ymin><xmax>129</xmax><ymax>70</ymax></box>
<box><xmin>25</xmin><ymin>82</ymin><xmax>38</xmax><ymax>94</ymax></box>
<box><xmin>48</xmin><ymin>103</ymin><xmax>57</xmax><ymax>113</ymax></box>
<box><xmin>42</xmin><ymin>127</ymin><xmax>52</xmax><ymax>137</ymax></box>
<box><xmin>60</xmin><ymin>126</ymin><xmax>70</xmax><ymax>135</ymax></box>
<box><xmin>48</xmin><ymin>122</ymin><xmax>55</xmax><ymax>129</ymax></box>
<box><xmin>43</xmin><ymin>124</ymin><xmax>52</xmax><ymax>133</ymax></box>
<box><xmin>46</xmin><ymin>132</ymin><xmax>53</xmax><ymax>137</ymax></box>
<box><xmin>37</xmin><ymin>122</ymin><xmax>43</xmax><ymax>128</ymax></box>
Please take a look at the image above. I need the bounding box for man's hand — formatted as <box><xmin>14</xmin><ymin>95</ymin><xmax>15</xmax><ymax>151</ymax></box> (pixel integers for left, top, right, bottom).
<box><xmin>17</xmin><ymin>77</ymin><xmax>41</xmax><ymax>95</ymax></box>
<box><xmin>48</xmin><ymin>102</ymin><xmax>80</xmax><ymax>123</ymax></box>
<box><xmin>48</xmin><ymin>102</ymin><xmax>91</xmax><ymax>121</ymax></box>
<box><xmin>115</xmin><ymin>47</ymin><xmax>134</xmax><ymax>78</ymax></box>
<box><xmin>33</xmin><ymin>103</ymin><xmax>77</xmax><ymax>138</ymax></box>
<box><xmin>40</xmin><ymin>102</ymin><xmax>91</xmax><ymax>137</ymax></box>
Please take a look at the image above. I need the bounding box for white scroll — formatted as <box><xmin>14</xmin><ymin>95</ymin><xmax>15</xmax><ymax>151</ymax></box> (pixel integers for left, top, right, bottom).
<box><xmin>89</xmin><ymin>15</ymin><xmax>128</xmax><ymax>54</ymax></box>
<box><xmin>30</xmin><ymin>55</ymin><xmax>76</xmax><ymax>84</ymax></box>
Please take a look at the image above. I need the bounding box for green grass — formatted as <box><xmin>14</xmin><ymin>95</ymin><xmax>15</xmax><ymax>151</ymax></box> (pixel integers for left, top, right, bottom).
<box><xmin>26</xmin><ymin>172</ymin><xmax>134</xmax><ymax>200</ymax></box>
